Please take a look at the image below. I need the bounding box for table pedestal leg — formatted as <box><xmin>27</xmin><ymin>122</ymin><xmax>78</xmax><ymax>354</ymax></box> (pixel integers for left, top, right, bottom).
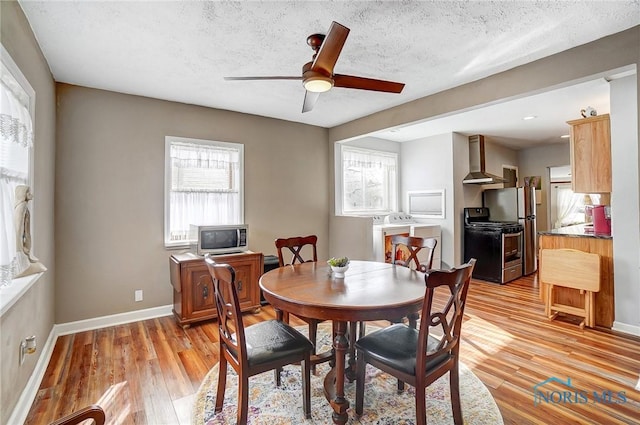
<box><xmin>324</xmin><ymin>320</ymin><xmax>349</xmax><ymax>425</ymax></box>
<box><xmin>345</xmin><ymin>321</ymin><xmax>358</xmax><ymax>382</ymax></box>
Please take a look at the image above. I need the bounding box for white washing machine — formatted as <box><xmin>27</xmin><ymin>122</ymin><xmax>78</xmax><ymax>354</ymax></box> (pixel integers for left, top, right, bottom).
<box><xmin>372</xmin><ymin>213</ymin><xmax>411</xmax><ymax>263</ymax></box>
<box><xmin>372</xmin><ymin>213</ymin><xmax>441</xmax><ymax>268</ymax></box>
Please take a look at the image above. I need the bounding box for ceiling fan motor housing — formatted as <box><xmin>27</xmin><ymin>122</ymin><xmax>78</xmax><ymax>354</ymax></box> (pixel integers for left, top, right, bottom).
<box><xmin>302</xmin><ymin>61</ymin><xmax>334</xmax><ymax>92</ymax></box>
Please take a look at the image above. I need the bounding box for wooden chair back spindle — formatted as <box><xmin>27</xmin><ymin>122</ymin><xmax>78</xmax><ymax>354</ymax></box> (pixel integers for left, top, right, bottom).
<box><xmin>391</xmin><ymin>235</ymin><xmax>437</xmax><ymax>272</ymax></box>
<box><xmin>275</xmin><ymin>235</ymin><xmax>318</xmax><ymax>266</ymax></box>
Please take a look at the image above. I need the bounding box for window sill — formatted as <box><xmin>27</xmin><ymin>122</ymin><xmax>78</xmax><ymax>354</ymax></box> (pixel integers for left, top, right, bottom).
<box><xmin>339</xmin><ymin>211</ymin><xmax>393</xmax><ymax>216</ymax></box>
<box><xmin>165</xmin><ymin>242</ymin><xmax>190</xmax><ymax>250</ymax></box>
<box><xmin>0</xmin><ymin>272</ymin><xmax>44</xmax><ymax>317</ymax></box>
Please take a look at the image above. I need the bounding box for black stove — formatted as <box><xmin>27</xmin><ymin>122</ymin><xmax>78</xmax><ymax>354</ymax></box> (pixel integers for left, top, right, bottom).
<box><xmin>463</xmin><ymin>207</ymin><xmax>523</xmax><ymax>284</ymax></box>
<box><xmin>464</xmin><ymin>208</ymin><xmax>523</xmax><ymax>234</ymax></box>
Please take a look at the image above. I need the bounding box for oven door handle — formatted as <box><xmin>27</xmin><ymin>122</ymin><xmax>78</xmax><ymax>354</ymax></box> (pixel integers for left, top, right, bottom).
<box><xmin>503</xmin><ymin>231</ymin><xmax>523</xmax><ymax>237</ymax></box>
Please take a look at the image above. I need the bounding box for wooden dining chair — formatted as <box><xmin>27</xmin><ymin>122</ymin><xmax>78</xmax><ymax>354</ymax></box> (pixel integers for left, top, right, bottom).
<box><xmin>358</xmin><ymin>234</ymin><xmax>439</xmax><ymax>389</ymax></box>
<box><xmin>355</xmin><ymin>259</ymin><xmax>476</xmax><ymax>425</ymax></box>
<box><xmin>275</xmin><ymin>235</ymin><xmax>333</xmax><ymax>372</ymax></box>
<box><xmin>205</xmin><ymin>256</ymin><xmax>314</xmax><ymax>424</ymax></box>
<box><xmin>390</xmin><ymin>235</ymin><xmax>438</xmax><ymax>325</ymax></box>
<box><xmin>384</xmin><ymin>234</ymin><xmax>440</xmax><ymax>390</ymax></box>
<box><xmin>49</xmin><ymin>405</ymin><xmax>105</xmax><ymax>425</ymax></box>
<box><xmin>275</xmin><ymin>235</ymin><xmax>318</xmax><ymax>267</ymax></box>
<box><xmin>391</xmin><ymin>235</ymin><xmax>438</xmax><ymax>273</ymax></box>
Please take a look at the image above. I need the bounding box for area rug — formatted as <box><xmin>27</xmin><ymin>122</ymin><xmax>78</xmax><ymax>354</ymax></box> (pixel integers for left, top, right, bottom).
<box><xmin>192</xmin><ymin>323</ymin><xmax>503</xmax><ymax>424</ymax></box>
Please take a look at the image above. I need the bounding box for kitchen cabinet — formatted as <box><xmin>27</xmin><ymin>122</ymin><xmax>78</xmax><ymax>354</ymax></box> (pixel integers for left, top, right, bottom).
<box><xmin>169</xmin><ymin>251</ymin><xmax>263</xmax><ymax>328</ymax></box>
<box><xmin>538</xmin><ymin>230</ymin><xmax>613</xmax><ymax>328</ymax></box>
<box><xmin>568</xmin><ymin>114</ymin><xmax>611</xmax><ymax>193</ymax></box>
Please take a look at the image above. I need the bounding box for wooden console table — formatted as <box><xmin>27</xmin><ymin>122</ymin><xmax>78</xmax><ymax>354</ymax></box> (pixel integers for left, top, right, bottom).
<box><xmin>169</xmin><ymin>251</ymin><xmax>263</xmax><ymax>328</ymax></box>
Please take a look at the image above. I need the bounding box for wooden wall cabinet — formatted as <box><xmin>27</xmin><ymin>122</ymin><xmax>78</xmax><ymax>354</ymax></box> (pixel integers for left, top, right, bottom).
<box><xmin>568</xmin><ymin>114</ymin><xmax>611</xmax><ymax>193</ymax></box>
<box><xmin>169</xmin><ymin>251</ymin><xmax>263</xmax><ymax>328</ymax></box>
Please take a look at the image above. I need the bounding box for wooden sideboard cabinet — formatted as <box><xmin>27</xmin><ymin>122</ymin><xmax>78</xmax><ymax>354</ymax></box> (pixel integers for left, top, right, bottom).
<box><xmin>169</xmin><ymin>251</ymin><xmax>263</xmax><ymax>328</ymax></box>
<box><xmin>568</xmin><ymin>114</ymin><xmax>611</xmax><ymax>193</ymax></box>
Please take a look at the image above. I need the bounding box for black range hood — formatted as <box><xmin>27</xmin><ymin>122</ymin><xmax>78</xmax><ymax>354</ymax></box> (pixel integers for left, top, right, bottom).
<box><xmin>462</xmin><ymin>135</ymin><xmax>506</xmax><ymax>185</ymax></box>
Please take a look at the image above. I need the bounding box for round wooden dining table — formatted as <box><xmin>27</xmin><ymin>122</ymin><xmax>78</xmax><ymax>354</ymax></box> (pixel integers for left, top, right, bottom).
<box><xmin>259</xmin><ymin>260</ymin><xmax>426</xmax><ymax>425</ymax></box>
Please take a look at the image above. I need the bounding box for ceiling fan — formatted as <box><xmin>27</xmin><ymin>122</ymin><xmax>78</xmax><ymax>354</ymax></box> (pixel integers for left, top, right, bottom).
<box><xmin>224</xmin><ymin>21</ymin><xmax>405</xmax><ymax>113</ymax></box>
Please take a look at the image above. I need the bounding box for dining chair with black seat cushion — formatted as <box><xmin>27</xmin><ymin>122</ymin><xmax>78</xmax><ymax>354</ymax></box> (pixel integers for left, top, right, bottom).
<box><xmin>355</xmin><ymin>259</ymin><xmax>477</xmax><ymax>425</ymax></box>
<box><xmin>275</xmin><ymin>235</ymin><xmax>333</xmax><ymax>372</ymax></box>
<box><xmin>358</xmin><ymin>234</ymin><xmax>439</xmax><ymax>391</ymax></box>
<box><xmin>204</xmin><ymin>256</ymin><xmax>314</xmax><ymax>424</ymax></box>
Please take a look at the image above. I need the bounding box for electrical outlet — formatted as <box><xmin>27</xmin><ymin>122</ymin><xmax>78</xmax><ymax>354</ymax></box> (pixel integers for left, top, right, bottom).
<box><xmin>20</xmin><ymin>336</ymin><xmax>36</xmax><ymax>365</ymax></box>
<box><xmin>135</xmin><ymin>290</ymin><xmax>143</xmax><ymax>302</ymax></box>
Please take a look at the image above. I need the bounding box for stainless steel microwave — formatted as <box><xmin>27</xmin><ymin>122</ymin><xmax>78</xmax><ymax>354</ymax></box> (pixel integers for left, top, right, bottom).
<box><xmin>189</xmin><ymin>224</ymin><xmax>248</xmax><ymax>255</ymax></box>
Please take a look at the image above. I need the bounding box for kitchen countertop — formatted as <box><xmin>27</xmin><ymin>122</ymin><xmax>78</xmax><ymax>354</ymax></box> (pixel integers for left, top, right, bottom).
<box><xmin>538</xmin><ymin>224</ymin><xmax>612</xmax><ymax>239</ymax></box>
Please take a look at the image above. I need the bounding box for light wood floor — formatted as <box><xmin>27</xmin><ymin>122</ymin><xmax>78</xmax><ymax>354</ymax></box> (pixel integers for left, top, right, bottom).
<box><xmin>26</xmin><ymin>273</ymin><xmax>640</xmax><ymax>425</ymax></box>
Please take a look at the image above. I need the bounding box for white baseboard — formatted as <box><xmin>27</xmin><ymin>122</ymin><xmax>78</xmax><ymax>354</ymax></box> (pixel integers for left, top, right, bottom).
<box><xmin>7</xmin><ymin>323</ymin><xmax>58</xmax><ymax>425</ymax></box>
<box><xmin>55</xmin><ymin>304</ymin><xmax>173</xmax><ymax>336</ymax></box>
<box><xmin>9</xmin><ymin>304</ymin><xmax>173</xmax><ymax>423</ymax></box>
<box><xmin>612</xmin><ymin>320</ymin><xmax>640</xmax><ymax>337</ymax></box>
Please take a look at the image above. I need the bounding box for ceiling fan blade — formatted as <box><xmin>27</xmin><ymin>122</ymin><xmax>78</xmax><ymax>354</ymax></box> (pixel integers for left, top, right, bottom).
<box><xmin>302</xmin><ymin>91</ymin><xmax>320</xmax><ymax>113</ymax></box>
<box><xmin>333</xmin><ymin>74</ymin><xmax>405</xmax><ymax>93</ymax></box>
<box><xmin>311</xmin><ymin>21</ymin><xmax>350</xmax><ymax>74</ymax></box>
<box><xmin>224</xmin><ymin>76</ymin><xmax>302</xmax><ymax>81</ymax></box>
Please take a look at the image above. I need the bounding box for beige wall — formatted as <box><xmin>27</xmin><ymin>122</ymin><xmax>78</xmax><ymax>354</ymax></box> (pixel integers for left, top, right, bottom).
<box><xmin>401</xmin><ymin>134</ymin><xmax>456</xmax><ymax>265</ymax></box>
<box><xmin>55</xmin><ymin>85</ymin><xmax>329</xmax><ymax>323</ymax></box>
<box><xmin>609</xmin><ymin>74</ymin><xmax>640</xmax><ymax>332</ymax></box>
<box><xmin>0</xmin><ymin>1</ymin><xmax>57</xmax><ymax>422</ymax></box>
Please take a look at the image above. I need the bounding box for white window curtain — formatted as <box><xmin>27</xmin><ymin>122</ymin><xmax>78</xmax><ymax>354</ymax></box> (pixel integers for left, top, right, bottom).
<box><xmin>168</xmin><ymin>142</ymin><xmax>241</xmax><ymax>242</ymax></box>
<box><xmin>0</xmin><ymin>69</ymin><xmax>33</xmax><ymax>286</ymax></box>
<box><xmin>554</xmin><ymin>186</ymin><xmax>582</xmax><ymax>228</ymax></box>
<box><xmin>342</xmin><ymin>146</ymin><xmax>397</xmax><ymax>213</ymax></box>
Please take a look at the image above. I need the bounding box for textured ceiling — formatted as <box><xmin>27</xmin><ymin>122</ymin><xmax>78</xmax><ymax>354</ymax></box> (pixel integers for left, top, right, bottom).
<box><xmin>372</xmin><ymin>76</ymin><xmax>616</xmax><ymax>149</ymax></box>
<box><xmin>18</xmin><ymin>1</ymin><xmax>640</xmax><ymax>135</ymax></box>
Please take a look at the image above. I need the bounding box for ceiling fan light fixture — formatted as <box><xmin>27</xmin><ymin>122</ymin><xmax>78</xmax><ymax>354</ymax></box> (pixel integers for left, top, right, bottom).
<box><xmin>303</xmin><ymin>76</ymin><xmax>334</xmax><ymax>93</ymax></box>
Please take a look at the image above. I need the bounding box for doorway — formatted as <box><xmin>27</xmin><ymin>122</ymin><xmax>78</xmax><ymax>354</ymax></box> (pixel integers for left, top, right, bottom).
<box><xmin>502</xmin><ymin>165</ymin><xmax>518</xmax><ymax>187</ymax></box>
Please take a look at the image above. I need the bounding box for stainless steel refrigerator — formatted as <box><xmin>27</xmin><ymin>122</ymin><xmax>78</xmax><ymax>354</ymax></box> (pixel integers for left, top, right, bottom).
<box><xmin>483</xmin><ymin>187</ymin><xmax>537</xmax><ymax>275</ymax></box>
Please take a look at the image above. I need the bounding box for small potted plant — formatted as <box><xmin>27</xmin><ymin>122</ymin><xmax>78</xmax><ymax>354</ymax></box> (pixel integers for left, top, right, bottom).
<box><xmin>327</xmin><ymin>256</ymin><xmax>350</xmax><ymax>278</ymax></box>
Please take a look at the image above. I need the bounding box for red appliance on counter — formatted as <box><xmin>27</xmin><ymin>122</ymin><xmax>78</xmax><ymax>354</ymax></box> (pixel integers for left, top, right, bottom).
<box><xmin>592</xmin><ymin>205</ymin><xmax>611</xmax><ymax>235</ymax></box>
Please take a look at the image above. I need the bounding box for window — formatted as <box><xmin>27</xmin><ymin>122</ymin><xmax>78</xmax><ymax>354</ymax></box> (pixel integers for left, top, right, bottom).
<box><xmin>1</xmin><ymin>45</ymin><xmax>35</xmax><ymax>286</ymax></box>
<box><xmin>164</xmin><ymin>136</ymin><xmax>244</xmax><ymax>247</ymax></box>
<box><xmin>550</xmin><ymin>183</ymin><xmax>602</xmax><ymax>228</ymax></box>
<box><xmin>337</xmin><ymin>145</ymin><xmax>397</xmax><ymax>215</ymax></box>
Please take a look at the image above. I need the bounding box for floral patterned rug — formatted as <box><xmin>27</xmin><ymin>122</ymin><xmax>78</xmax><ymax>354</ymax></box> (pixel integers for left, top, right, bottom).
<box><xmin>192</xmin><ymin>323</ymin><xmax>503</xmax><ymax>424</ymax></box>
